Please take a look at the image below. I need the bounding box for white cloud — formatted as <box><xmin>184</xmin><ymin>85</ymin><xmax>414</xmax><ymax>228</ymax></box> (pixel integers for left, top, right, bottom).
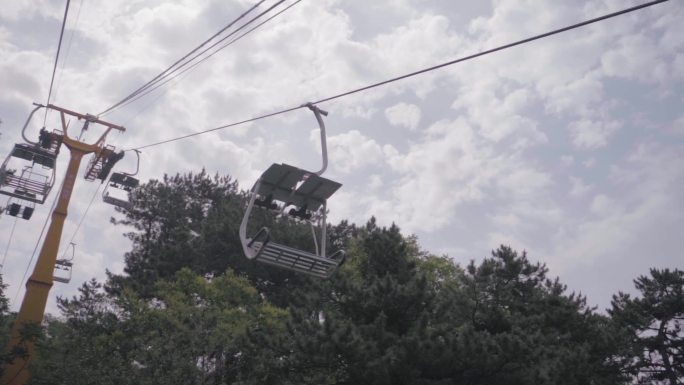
<box><xmin>561</xmin><ymin>155</ymin><xmax>574</xmax><ymax>166</ymax></box>
<box><xmin>487</xmin><ymin>231</ymin><xmax>528</xmax><ymax>252</ymax></box>
<box><xmin>498</xmin><ymin>168</ymin><xmax>551</xmax><ymax>198</ymax></box>
<box><xmin>590</xmin><ymin>194</ymin><xmax>616</xmax><ymax>216</ymax></box>
<box><xmin>326</xmin><ymin>130</ymin><xmax>389</xmax><ymax>173</ymax></box>
<box><xmin>544</xmin><ymin>73</ymin><xmax>604</xmax><ymax>116</ymax></box>
<box><xmin>452</xmin><ymin>83</ymin><xmax>547</xmax><ymax>148</ymax></box>
<box><xmin>490</xmin><ymin>213</ymin><xmax>520</xmax><ymax>227</ymax></box>
<box><xmin>384</xmin><ymin>102</ymin><xmax>421</xmax><ymax>130</ymax></box>
<box><xmin>674</xmin><ymin>54</ymin><xmax>684</xmax><ymax>81</ymax></box>
<box><xmin>601</xmin><ymin>34</ymin><xmax>668</xmax><ymax>84</ymax></box>
<box><xmin>671</xmin><ymin>115</ymin><xmax>684</xmax><ymax>136</ymax></box>
<box><xmin>569</xmin><ymin>119</ymin><xmax>621</xmax><ymax>149</ymax></box>
<box><xmin>569</xmin><ymin>176</ymin><xmax>592</xmax><ymax>198</ymax></box>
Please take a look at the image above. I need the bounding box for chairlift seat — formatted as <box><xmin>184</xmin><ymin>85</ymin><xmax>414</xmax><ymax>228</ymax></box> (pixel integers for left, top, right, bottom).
<box><xmin>53</xmin><ymin>275</ymin><xmax>70</xmax><ymax>284</ymax></box>
<box><xmin>252</xmin><ymin>239</ymin><xmax>344</xmax><ymax>279</ymax></box>
<box><xmin>14</xmin><ymin>189</ymin><xmax>37</xmax><ymax>199</ymax></box>
<box><xmin>103</xmin><ymin>193</ymin><xmax>134</xmax><ymax>210</ymax></box>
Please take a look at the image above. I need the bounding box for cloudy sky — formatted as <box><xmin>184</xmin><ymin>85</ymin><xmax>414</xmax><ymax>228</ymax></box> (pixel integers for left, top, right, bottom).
<box><xmin>0</xmin><ymin>0</ymin><xmax>682</xmax><ymax>314</ymax></box>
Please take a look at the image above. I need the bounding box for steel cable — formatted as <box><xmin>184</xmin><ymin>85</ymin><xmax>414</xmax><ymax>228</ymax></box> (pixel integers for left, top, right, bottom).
<box><xmin>127</xmin><ymin>0</ymin><xmax>670</xmax><ymax>151</ymax></box>
<box><xmin>98</xmin><ymin>0</ymin><xmax>270</xmax><ymax>116</ymax></box>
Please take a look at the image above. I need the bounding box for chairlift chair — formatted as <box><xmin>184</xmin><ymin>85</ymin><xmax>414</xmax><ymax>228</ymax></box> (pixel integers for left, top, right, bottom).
<box><xmin>84</xmin><ymin>144</ymin><xmax>117</xmax><ymax>181</ymax></box>
<box><xmin>239</xmin><ymin>104</ymin><xmax>345</xmax><ymax>278</ymax></box>
<box><xmin>4</xmin><ymin>198</ymin><xmax>35</xmax><ymax>220</ymax></box>
<box><xmin>0</xmin><ymin>104</ymin><xmax>60</xmax><ymax>204</ymax></box>
<box><xmin>53</xmin><ymin>242</ymin><xmax>75</xmax><ymax>284</ymax></box>
<box><xmin>102</xmin><ymin>150</ymin><xmax>140</xmax><ymax>210</ymax></box>
<box><xmin>0</xmin><ymin>163</ymin><xmax>55</xmax><ymax>205</ymax></box>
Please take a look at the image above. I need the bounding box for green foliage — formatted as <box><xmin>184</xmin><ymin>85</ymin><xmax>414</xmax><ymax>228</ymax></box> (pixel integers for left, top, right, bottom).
<box><xmin>106</xmin><ymin>170</ymin><xmax>334</xmax><ymax>307</ymax></box>
<box><xmin>610</xmin><ymin>268</ymin><xmax>684</xmax><ymax>385</ymax></box>
<box><xmin>0</xmin><ymin>275</ymin><xmax>12</xmax><ymax>375</ymax></box>
<box><xmin>32</xmin><ymin>270</ymin><xmax>289</xmax><ymax>385</ymax></box>
<box><xmin>449</xmin><ymin>247</ymin><xmax>623</xmax><ymax>385</ymax></box>
<box><xmin>0</xmin><ymin>273</ymin><xmax>37</xmax><ymax>378</ymax></box>
<box><xmin>24</xmin><ymin>170</ymin><xmax>677</xmax><ymax>384</ymax></box>
<box><xmin>282</xmin><ymin>228</ymin><xmax>623</xmax><ymax>384</ymax></box>
<box><xmin>107</xmin><ymin>170</ymin><xmax>244</xmax><ymax>298</ymax></box>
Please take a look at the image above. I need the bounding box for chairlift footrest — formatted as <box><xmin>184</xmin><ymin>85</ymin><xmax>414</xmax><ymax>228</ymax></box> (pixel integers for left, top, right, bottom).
<box><xmin>103</xmin><ymin>195</ymin><xmax>133</xmax><ymax>210</ymax></box>
<box><xmin>251</xmin><ymin>241</ymin><xmax>342</xmax><ymax>278</ymax></box>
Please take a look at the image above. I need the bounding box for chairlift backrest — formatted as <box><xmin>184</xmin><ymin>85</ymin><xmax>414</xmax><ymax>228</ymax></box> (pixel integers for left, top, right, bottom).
<box><xmin>11</xmin><ymin>144</ymin><xmax>57</xmax><ymax>169</ymax></box>
<box><xmin>109</xmin><ymin>172</ymin><xmax>139</xmax><ymax>189</ymax></box>
<box><xmin>258</xmin><ymin>163</ymin><xmax>341</xmax><ymax>211</ymax></box>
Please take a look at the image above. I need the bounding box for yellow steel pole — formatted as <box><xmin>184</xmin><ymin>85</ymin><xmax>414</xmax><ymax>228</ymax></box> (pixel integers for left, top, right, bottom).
<box><xmin>0</xmin><ymin>104</ymin><xmax>124</xmax><ymax>385</ymax></box>
<box><xmin>0</xmin><ymin>139</ymin><xmax>98</xmax><ymax>385</ymax></box>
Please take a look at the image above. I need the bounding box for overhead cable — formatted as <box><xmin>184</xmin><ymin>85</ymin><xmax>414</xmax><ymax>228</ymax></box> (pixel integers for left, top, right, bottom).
<box><xmin>52</xmin><ymin>0</ymin><xmax>85</xmax><ymax>104</ymax></box>
<box><xmin>111</xmin><ymin>0</ymin><xmax>301</xmax><ymax>114</ymax></box>
<box><xmin>98</xmin><ymin>0</ymin><xmax>270</xmax><ymax>116</ymax></box>
<box><xmin>1</xmin><ymin>216</ymin><xmax>19</xmax><ymax>270</ymax></box>
<box><xmin>103</xmin><ymin>0</ymin><xmax>289</xmax><ymax>116</ymax></box>
<box><xmin>128</xmin><ymin>0</ymin><xmax>669</xmax><ymax>151</ymax></box>
<box><xmin>43</xmin><ymin>0</ymin><xmax>71</xmax><ymax>126</ymax></box>
<box><xmin>63</xmin><ymin>183</ymin><xmax>102</xmax><ymax>252</ymax></box>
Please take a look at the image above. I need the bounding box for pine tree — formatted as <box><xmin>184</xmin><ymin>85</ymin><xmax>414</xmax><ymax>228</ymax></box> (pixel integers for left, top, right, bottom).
<box><xmin>610</xmin><ymin>268</ymin><xmax>684</xmax><ymax>385</ymax></box>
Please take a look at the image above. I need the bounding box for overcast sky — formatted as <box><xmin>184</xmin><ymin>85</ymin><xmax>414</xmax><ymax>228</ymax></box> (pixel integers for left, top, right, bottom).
<box><xmin>0</xmin><ymin>0</ymin><xmax>682</xmax><ymax>314</ymax></box>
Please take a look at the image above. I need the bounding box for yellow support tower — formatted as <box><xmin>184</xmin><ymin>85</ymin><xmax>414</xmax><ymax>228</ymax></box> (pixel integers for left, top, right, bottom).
<box><xmin>0</xmin><ymin>104</ymin><xmax>125</xmax><ymax>385</ymax></box>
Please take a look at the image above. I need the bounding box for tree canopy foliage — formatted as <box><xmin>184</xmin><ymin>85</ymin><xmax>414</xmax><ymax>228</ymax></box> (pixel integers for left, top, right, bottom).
<box><xmin>0</xmin><ymin>171</ymin><xmax>679</xmax><ymax>384</ymax></box>
<box><xmin>610</xmin><ymin>269</ymin><xmax>684</xmax><ymax>385</ymax></box>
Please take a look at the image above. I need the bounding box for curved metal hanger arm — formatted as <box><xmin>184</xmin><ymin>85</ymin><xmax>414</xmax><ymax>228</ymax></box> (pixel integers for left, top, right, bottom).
<box><xmin>303</xmin><ymin>103</ymin><xmax>329</xmax><ymax>176</ymax></box>
<box><xmin>21</xmin><ymin>104</ymin><xmax>46</xmax><ymax>145</ymax></box>
<box><xmin>128</xmin><ymin>150</ymin><xmax>141</xmax><ymax>176</ymax></box>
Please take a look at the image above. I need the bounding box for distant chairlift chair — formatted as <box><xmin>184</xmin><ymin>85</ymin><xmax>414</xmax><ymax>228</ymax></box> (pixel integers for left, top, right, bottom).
<box><xmin>239</xmin><ymin>104</ymin><xmax>345</xmax><ymax>278</ymax></box>
<box><xmin>0</xmin><ymin>105</ymin><xmax>61</xmax><ymax>206</ymax></box>
<box><xmin>102</xmin><ymin>150</ymin><xmax>140</xmax><ymax>210</ymax></box>
<box><xmin>4</xmin><ymin>195</ymin><xmax>36</xmax><ymax>220</ymax></box>
<box><xmin>53</xmin><ymin>242</ymin><xmax>75</xmax><ymax>284</ymax></box>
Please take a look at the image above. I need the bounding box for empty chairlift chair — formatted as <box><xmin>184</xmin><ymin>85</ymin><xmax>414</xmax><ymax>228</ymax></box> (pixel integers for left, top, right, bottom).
<box><xmin>101</xmin><ymin>150</ymin><xmax>140</xmax><ymax>210</ymax></box>
<box><xmin>4</xmin><ymin>197</ymin><xmax>35</xmax><ymax>220</ymax></box>
<box><xmin>239</xmin><ymin>104</ymin><xmax>345</xmax><ymax>278</ymax></box>
<box><xmin>53</xmin><ymin>242</ymin><xmax>75</xmax><ymax>284</ymax></box>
